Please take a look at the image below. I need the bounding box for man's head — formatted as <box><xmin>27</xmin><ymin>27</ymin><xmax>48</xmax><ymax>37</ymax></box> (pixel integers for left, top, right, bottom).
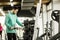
<box><xmin>11</xmin><ymin>7</ymin><xmax>18</xmax><ymax>14</ymax></box>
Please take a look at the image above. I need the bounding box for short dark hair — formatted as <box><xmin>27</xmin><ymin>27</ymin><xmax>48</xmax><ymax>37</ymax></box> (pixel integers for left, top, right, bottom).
<box><xmin>11</xmin><ymin>6</ymin><xmax>18</xmax><ymax>10</ymax></box>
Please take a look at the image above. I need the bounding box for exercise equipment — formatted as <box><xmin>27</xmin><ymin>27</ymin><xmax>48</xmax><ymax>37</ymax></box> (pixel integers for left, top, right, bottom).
<box><xmin>51</xmin><ymin>10</ymin><xmax>59</xmax><ymax>22</ymax></box>
<box><xmin>36</xmin><ymin>28</ymin><xmax>43</xmax><ymax>40</ymax></box>
<box><xmin>50</xmin><ymin>10</ymin><xmax>60</xmax><ymax>40</ymax></box>
<box><xmin>49</xmin><ymin>32</ymin><xmax>60</xmax><ymax>40</ymax></box>
<box><xmin>23</xmin><ymin>19</ymin><xmax>35</xmax><ymax>40</ymax></box>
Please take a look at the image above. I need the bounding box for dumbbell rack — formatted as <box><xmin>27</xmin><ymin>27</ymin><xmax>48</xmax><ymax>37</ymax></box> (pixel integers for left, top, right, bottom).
<box><xmin>23</xmin><ymin>19</ymin><xmax>35</xmax><ymax>40</ymax></box>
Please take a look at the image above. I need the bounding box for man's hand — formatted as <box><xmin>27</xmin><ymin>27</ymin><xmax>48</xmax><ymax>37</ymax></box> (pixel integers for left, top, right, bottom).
<box><xmin>14</xmin><ymin>27</ymin><xmax>21</xmax><ymax>29</ymax></box>
<box><xmin>10</xmin><ymin>27</ymin><xmax>14</xmax><ymax>30</ymax></box>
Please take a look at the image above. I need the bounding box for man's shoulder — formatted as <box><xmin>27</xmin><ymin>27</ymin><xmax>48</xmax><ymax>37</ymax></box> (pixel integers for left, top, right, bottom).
<box><xmin>6</xmin><ymin>13</ymin><xmax>10</xmax><ymax>17</ymax></box>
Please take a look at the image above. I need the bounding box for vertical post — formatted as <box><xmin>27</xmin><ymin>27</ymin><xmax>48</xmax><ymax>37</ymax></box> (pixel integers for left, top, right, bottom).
<box><xmin>46</xmin><ymin>5</ymin><xmax>49</xmax><ymax>40</ymax></box>
<box><xmin>42</xmin><ymin>4</ymin><xmax>45</xmax><ymax>40</ymax></box>
<box><xmin>50</xmin><ymin>0</ymin><xmax>53</xmax><ymax>37</ymax></box>
<box><xmin>32</xmin><ymin>0</ymin><xmax>42</xmax><ymax>40</ymax></box>
<box><xmin>21</xmin><ymin>0</ymin><xmax>24</xmax><ymax>6</ymax></box>
<box><xmin>59</xmin><ymin>7</ymin><xmax>60</xmax><ymax>40</ymax></box>
<box><xmin>42</xmin><ymin>4</ymin><xmax>47</xmax><ymax>40</ymax></box>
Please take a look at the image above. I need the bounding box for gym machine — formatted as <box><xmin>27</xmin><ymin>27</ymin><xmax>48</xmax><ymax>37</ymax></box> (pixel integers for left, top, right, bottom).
<box><xmin>33</xmin><ymin>0</ymin><xmax>52</xmax><ymax>40</ymax></box>
<box><xmin>50</xmin><ymin>10</ymin><xmax>60</xmax><ymax>40</ymax></box>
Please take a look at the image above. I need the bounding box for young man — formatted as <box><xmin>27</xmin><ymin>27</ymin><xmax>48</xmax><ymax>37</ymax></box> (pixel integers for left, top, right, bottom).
<box><xmin>5</xmin><ymin>7</ymin><xmax>23</xmax><ymax>40</ymax></box>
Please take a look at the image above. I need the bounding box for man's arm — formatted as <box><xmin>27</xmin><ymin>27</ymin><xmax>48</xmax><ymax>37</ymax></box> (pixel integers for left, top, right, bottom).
<box><xmin>5</xmin><ymin>14</ymin><xmax>11</xmax><ymax>27</ymax></box>
<box><xmin>16</xmin><ymin>17</ymin><xmax>23</xmax><ymax>27</ymax></box>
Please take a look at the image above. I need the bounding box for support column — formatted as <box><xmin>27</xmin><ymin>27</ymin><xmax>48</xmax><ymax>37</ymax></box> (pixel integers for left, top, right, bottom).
<box><xmin>42</xmin><ymin>4</ymin><xmax>47</xmax><ymax>40</ymax></box>
<box><xmin>32</xmin><ymin>0</ymin><xmax>42</xmax><ymax>40</ymax></box>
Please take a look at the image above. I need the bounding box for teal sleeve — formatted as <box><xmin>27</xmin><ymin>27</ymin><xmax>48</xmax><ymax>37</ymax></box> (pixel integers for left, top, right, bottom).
<box><xmin>5</xmin><ymin>14</ymin><xmax>11</xmax><ymax>27</ymax></box>
<box><xmin>16</xmin><ymin>17</ymin><xmax>23</xmax><ymax>27</ymax></box>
